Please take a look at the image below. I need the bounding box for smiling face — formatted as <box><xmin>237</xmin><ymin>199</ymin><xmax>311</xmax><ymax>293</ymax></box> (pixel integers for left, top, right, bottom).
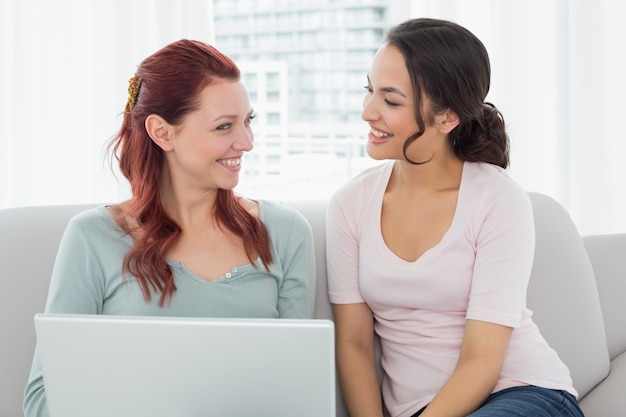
<box><xmin>362</xmin><ymin>44</ymin><xmax>444</xmax><ymax>163</ymax></box>
<box><xmin>157</xmin><ymin>79</ymin><xmax>255</xmax><ymax>194</ymax></box>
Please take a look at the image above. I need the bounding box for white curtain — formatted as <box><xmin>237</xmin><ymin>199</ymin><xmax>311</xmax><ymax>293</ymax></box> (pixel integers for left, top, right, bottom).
<box><xmin>1</xmin><ymin>0</ymin><xmax>624</xmax><ymax>235</ymax></box>
<box><xmin>0</xmin><ymin>0</ymin><xmax>214</xmax><ymax>208</ymax></box>
<box><xmin>411</xmin><ymin>0</ymin><xmax>626</xmax><ymax>235</ymax></box>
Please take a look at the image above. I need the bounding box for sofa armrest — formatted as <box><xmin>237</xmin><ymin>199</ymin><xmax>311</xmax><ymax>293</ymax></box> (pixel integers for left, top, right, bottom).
<box><xmin>583</xmin><ymin>233</ymin><xmax>626</xmax><ymax>360</ymax></box>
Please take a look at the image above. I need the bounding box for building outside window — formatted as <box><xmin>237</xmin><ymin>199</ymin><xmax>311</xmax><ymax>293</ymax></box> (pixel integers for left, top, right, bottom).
<box><xmin>214</xmin><ymin>0</ymin><xmax>407</xmax><ymax>199</ymax></box>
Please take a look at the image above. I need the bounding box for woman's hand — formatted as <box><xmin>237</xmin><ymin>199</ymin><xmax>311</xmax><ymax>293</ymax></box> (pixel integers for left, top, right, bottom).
<box><xmin>420</xmin><ymin>319</ymin><xmax>514</xmax><ymax>417</ymax></box>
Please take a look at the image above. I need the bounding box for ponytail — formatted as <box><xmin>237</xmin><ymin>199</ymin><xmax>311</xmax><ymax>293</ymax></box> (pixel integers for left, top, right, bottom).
<box><xmin>451</xmin><ymin>102</ymin><xmax>509</xmax><ymax>168</ymax></box>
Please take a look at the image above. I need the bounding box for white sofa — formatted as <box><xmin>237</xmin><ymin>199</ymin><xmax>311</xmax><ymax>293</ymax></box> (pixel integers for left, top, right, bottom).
<box><xmin>1</xmin><ymin>193</ymin><xmax>624</xmax><ymax>417</ymax></box>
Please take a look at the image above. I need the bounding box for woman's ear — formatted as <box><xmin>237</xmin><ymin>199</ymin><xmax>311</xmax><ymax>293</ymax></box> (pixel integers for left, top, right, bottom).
<box><xmin>436</xmin><ymin>109</ymin><xmax>460</xmax><ymax>134</ymax></box>
<box><xmin>145</xmin><ymin>114</ymin><xmax>174</xmax><ymax>151</ymax></box>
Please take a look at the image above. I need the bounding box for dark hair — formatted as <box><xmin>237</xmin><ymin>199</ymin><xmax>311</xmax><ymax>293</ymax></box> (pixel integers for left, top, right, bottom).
<box><xmin>386</xmin><ymin>18</ymin><xmax>509</xmax><ymax>168</ymax></box>
<box><xmin>108</xmin><ymin>39</ymin><xmax>272</xmax><ymax>306</ymax></box>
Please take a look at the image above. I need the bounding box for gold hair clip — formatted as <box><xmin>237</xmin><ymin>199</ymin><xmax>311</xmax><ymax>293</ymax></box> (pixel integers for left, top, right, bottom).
<box><xmin>125</xmin><ymin>74</ymin><xmax>142</xmax><ymax>113</ymax></box>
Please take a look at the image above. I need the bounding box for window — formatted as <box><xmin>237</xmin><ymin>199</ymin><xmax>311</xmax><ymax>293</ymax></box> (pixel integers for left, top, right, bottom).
<box><xmin>2</xmin><ymin>0</ymin><xmax>625</xmax><ymax>234</ymax></box>
<box><xmin>266</xmin><ymin>112</ymin><xmax>281</xmax><ymax>125</ymax></box>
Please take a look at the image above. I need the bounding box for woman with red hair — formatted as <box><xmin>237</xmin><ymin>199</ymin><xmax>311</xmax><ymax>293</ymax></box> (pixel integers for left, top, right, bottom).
<box><xmin>24</xmin><ymin>39</ymin><xmax>316</xmax><ymax>417</ymax></box>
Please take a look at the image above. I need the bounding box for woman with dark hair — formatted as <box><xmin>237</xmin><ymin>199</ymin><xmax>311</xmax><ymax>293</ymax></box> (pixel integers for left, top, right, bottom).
<box><xmin>24</xmin><ymin>39</ymin><xmax>316</xmax><ymax>417</ymax></box>
<box><xmin>327</xmin><ymin>18</ymin><xmax>584</xmax><ymax>417</ymax></box>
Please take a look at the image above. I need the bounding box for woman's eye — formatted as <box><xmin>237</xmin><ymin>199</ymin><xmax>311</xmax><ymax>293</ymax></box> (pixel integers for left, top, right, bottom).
<box><xmin>246</xmin><ymin>113</ymin><xmax>257</xmax><ymax>124</ymax></box>
<box><xmin>363</xmin><ymin>85</ymin><xmax>373</xmax><ymax>94</ymax></box>
<box><xmin>216</xmin><ymin>123</ymin><xmax>232</xmax><ymax>131</ymax></box>
<box><xmin>385</xmin><ymin>99</ymin><xmax>399</xmax><ymax>107</ymax></box>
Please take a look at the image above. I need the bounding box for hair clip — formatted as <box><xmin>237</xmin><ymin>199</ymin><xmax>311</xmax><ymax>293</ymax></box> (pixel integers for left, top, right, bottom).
<box><xmin>125</xmin><ymin>74</ymin><xmax>142</xmax><ymax>113</ymax></box>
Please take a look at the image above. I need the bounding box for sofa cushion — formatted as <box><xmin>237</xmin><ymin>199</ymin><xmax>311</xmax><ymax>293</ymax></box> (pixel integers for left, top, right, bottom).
<box><xmin>526</xmin><ymin>193</ymin><xmax>610</xmax><ymax>398</ymax></box>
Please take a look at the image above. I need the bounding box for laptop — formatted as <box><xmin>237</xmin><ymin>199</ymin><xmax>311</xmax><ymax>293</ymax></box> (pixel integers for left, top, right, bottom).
<box><xmin>34</xmin><ymin>313</ymin><xmax>336</xmax><ymax>417</ymax></box>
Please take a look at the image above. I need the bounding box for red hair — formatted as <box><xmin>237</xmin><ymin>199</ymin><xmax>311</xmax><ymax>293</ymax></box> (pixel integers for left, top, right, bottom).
<box><xmin>109</xmin><ymin>39</ymin><xmax>272</xmax><ymax>306</ymax></box>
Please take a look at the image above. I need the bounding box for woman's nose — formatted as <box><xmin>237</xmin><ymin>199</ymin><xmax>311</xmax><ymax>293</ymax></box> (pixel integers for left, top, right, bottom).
<box><xmin>361</xmin><ymin>94</ymin><xmax>378</xmax><ymax>122</ymax></box>
<box><xmin>234</xmin><ymin>128</ymin><xmax>254</xmax><ymax>152</ymax></box>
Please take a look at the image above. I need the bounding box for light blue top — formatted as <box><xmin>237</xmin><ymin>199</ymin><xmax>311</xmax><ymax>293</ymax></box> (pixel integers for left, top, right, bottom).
<box><xmin>24</xmin><ymin>199</ymin><xmax>316</xmax><ymax>417</ymax></box>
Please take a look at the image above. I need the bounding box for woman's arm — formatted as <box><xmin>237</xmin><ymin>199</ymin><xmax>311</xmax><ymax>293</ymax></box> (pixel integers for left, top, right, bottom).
<box><xmin>275</xmin><ymin>208</ymin><xmax>317</xmax><ymax>318</ymax></box>
<box><xmin>333</xmin><ymin>302</ymin><xmax>385</xmax><ymax>417</ymax></box>
<box><xmin>24</xmin><ymin>213</ymin><xmax>107</xmax><ymax>417</ymax></box>
<box><xmin>422</xmin><ymin>181</ymin><xmax>534</xmax><ymax>416</ymax></box>
<box><xmin>325</xmin><ymin>179</ymin><xmax>385</xmax><ymax>415</ymax></box>
<box><xmin>420</xmin><ymin>319</ymin><xmax>513</xmax><ymax>417</ymax></box>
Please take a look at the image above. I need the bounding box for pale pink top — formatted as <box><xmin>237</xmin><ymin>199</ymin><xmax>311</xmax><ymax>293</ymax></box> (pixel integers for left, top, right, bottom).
<box><xmin>326</xmin><ymin>161</ymin><xmax>576</xmax><ymax>417</ymax></box>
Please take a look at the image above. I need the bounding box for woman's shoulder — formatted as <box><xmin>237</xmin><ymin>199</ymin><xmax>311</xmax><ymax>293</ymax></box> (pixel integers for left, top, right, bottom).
<box><xmin>343</xmin><ymin>161</ymin><xmax>390</xmax><ymax>187</ymax></box>
<box><xmin>68</xmin><ymin>205</ymin><xmax>116</xmax><ymax>228</ymax></box>
<box><xmin>465</xmin><ymin>161</ymin><xmax>527</xmax><ymax>196</ymax></box>
<box><xmin>462</xmin><ymin>161</ymin><xmax>531</xmax><ymax>212</ymax></box>
<box><xmin>65</xmin><ymin>205</ymin><xmax>124</xmax><ymax>240</ymax></box>
<box><xmin>257</xmin><ymin>199</ymin><xmax>310</xmax><ymax>230</ymax></box>
<box><xmin>330</xmin><ymin>161</ymin><xmax>391</xmax><ymax>205</ymax></box>
<box><xmin>256</xmin><ymin>200</ymin><xmax>314</xmax><ymax>251</ymax></box>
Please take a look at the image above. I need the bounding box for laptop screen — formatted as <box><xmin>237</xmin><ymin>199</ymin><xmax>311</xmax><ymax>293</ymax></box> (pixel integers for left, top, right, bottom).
<box><xmin>35</xmin><ymin>313</ymin><xmax>336</xmax><ymax>417</ymax></box>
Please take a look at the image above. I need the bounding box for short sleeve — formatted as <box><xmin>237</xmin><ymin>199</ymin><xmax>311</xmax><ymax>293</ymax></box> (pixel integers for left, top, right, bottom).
<box><xmin>326</xmin><ymin>186</ymin><xmax>365</xmax><ymax>305</ymax></box>
<box><xmin>466</xmin><ymin>180</ymin><xmax>535</xmax><ymax>328</ymax></box>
